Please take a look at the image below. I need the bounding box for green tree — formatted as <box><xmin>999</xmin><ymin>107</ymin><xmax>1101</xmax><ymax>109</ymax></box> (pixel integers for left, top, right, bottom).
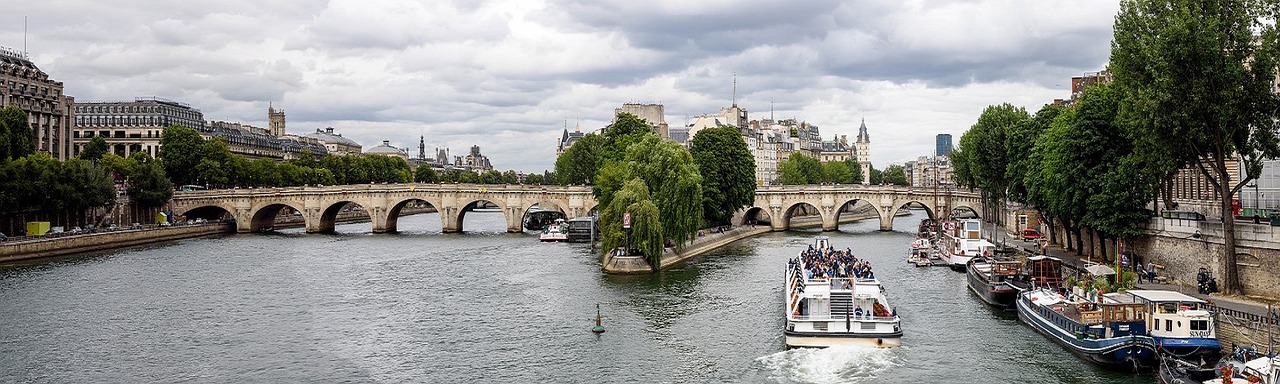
<box><xmin>157</xmin><ymin>125</ymin><xmax>206</xmax><ymax>186</ymax></box>
<box><xmin>600</xmin><ymin>112</ymin><xmax>654</xmax><ymax>164</ymax></box>
<box><xmin>0</xmin><ymin>105</ymin><xmax>33</xmax><ymax>161</ymax></box>
<box><xmin>600</xmin><ymin>179</ymin><xmax>663</xmax><ymax>268</ymax></box>
<box><xmin>554</xmin><ymin>133</ymin><xmax>603</xmax><ymax>185</ymax></box>
<box><xmin>821</xmin><ymin>161</ymin><xmax>853</xmax><ymax>184</ymax></box>
<box><xmin>78</xmin><ymin>136</ymin><xmax>109</xmax><ymax>161</ymax></box>
<box><xmin>689</xmin><ymin>126</ymin><xmax>757</xmax><ymax>226</ymax></box>
<box><xmin>882</xmin><ymin>164</ymin><xmax>909</xmax><ymax>186</ymax></box>
<box><xmin>868</xmin><ymin>166</ymin><xmax>883</xmax><ymax>185</ymax></box>
<box><xmin>125</xmin><ymin>152</ymin><xmax>173</xmax><ymax>208</ymax></box>
<box><xmin>596</xmin><ymin>135</ymin><xmax>703</xmax><ymax>256</ymax></box>
<box><xmin>777</xmin><ymin>152</ymin><xmax>822</xmax><ymax>185</ymax></box>
<box><xmin>523</xmin><ymin>173</ymin><xmax>544</xmax><ymax>185</ymax></box>
<box><xmin>1111</xmin><ymin>0</ymin><xmax>1280</xmax><ymax>294</ymax></box>
<box><xmin>1020</xmin><ymin>104</ymin><xmax>1068</xmax><ymax>244</ymax></box>
<box><xmin>954</xmin><ymin>103</ymin><xmax>1029</xmax><ymax>225</ymax></box>
<box><xmin>415</xmin><ymin>166</ymin><xmax>439</xmax><ymax>183</ymax></box>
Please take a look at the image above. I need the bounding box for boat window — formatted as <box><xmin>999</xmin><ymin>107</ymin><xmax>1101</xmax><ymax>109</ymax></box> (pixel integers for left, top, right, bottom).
<box><xmin>1166</xmin><ymin>319</ymin><xmax>1172</xmax><ymax>330</ymax></box>
<box><xmin>1154</xmin><ymin>318</ymin><xmax>1160</xmax><ymax>330</ymax></box>
<box><xmin>1161</xmin><ymin>303</ymin><xmax>1176</xmax><ymax>313</ymax></box>
<box><xmin>1190</xmin><ymin>320</ymin><xmax>1208</xmax><ymax>331</ymax></box>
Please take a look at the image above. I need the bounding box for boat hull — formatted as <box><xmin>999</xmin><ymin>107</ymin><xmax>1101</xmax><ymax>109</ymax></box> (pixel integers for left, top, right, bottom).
<box><xmin>966</xmin><ymin>261</ymin><xmax>1018</xmax><ymax>307</ymax></box>
<box><xmin>783</xmin><ymin>332</ymin><xmax>902</xmax><ymax>349</ymax></box>
<box><xmin>1015</xmin><ymin>292</ymin><xmax>1157</xmax><ymax>370</ymax></box>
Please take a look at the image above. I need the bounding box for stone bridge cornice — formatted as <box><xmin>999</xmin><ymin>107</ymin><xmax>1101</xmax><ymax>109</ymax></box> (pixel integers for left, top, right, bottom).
<box><xmin>750</xmin><ymin>184</ymin><xmax>984</xmax><ymax>231</ymax></box>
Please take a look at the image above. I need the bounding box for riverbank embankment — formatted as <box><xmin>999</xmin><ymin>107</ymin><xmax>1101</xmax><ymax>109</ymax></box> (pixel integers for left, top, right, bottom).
<box><xmin>604</xmin><ymin>206</ymin><xmax>890</xmax><ymax>273</ymax></box>
<box><xmin>0</xmin><ymin>222</ymin><xmax>235</xmax><ymax>263</ymax></box>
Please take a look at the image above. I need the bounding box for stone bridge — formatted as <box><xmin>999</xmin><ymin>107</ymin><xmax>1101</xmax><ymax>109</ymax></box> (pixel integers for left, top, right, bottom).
<box><xmin>740</xmin><ymin>185</ymin><xmax>984</xmax><ymax>231</ymax></box>
<box><xmin>170</xmin><ymin>183</ymin><xmax>598</xmax><ymax>233</ymax></box>
<box><xmin>169</xmin><ymin>183</ymin><xmax>983</xmax><ymax>234</ymax></box>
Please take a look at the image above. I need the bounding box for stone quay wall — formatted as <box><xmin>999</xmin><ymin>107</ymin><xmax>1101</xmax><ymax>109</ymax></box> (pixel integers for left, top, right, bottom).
<box><xmin>0</xmin><ymin>222</ymin><xmax>234</xmax><ymax>263</ymax></box>
<box><xmin>1128</xmin><ymin>218</ymin><xmax>1280</xmax><ymax>301</ymax></box>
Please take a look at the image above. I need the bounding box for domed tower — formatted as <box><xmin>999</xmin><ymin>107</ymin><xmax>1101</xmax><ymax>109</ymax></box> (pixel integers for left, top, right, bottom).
<box><xmin>856</xmin><ymin>118</ymin><xmax>871</xmax><ymax>184</ymax></box>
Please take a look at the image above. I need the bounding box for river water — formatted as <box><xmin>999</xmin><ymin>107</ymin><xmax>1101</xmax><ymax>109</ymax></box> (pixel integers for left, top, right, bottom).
<box><xmin>0</xmin><ymin>210</ymin><xmax>1152</xmax><ymax>383</ymax></box>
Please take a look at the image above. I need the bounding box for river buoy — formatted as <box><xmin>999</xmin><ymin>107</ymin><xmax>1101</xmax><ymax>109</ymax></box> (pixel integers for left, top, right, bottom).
<box><xmin>592</xmin><ymin>303</ymin><xmax>606</xmax><ymax>333</ymax></box>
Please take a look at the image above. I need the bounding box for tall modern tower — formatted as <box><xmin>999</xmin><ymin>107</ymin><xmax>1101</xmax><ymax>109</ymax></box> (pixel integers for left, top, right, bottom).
<box><xmin>935</xmin><ymin>134</ymin><xmax>952</xmax><ymax>157</ymax></box>
<box><xmin>856</xmin><ymin>118</ymin><xmax>871</xmax><ymax>185</ymax></box>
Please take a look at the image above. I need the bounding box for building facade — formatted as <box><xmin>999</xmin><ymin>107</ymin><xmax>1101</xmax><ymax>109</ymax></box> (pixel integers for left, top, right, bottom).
<box><xmin>1</xmin><ymin>47</ymin><xmax>75</xmax><ymax>160</ymax></box>
<box><xmin>935</xmin><ymin>133</ymin><xmax>952</xmax><ymax>157</ymax></box>
<box><xmin>73</xmin><ymin>97</ymin><xmax>205</xmax><ymax>159</ymax></box>
<box><xmin>365</xmin><ymin>140</ymin><xmax>409</xmax><ymax>161</ymax></box>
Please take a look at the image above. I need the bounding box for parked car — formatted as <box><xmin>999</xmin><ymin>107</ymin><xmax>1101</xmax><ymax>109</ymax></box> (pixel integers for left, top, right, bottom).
<box><xmin>1020</xmin><ymin>228</ymin><xmax>1043</xmax><ymax>241</ymax></box>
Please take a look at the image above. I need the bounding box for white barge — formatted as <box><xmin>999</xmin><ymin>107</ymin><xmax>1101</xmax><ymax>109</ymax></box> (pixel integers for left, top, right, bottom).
<box><xmin>783</xmin><ymin>236</ymin><xmax>902</xmax><ymax>348</ymax></box>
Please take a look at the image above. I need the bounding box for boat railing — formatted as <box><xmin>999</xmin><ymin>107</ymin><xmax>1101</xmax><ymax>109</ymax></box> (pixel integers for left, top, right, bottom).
<box><xmin>790</xmin><ymin>313</ymin><xmax>897</xmax><ymax>322</ymax></box>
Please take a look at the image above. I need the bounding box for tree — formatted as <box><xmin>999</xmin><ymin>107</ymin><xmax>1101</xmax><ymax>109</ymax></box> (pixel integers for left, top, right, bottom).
<box><xmin>882</xmin><ymin>164</ymin><xmax>909</xmax><ymax>186</ymax></box>
<box><xmin>595</xmin><ymin>135</ymin><xmax>703</xmax><ymax>256</ymax></box>
<box><xmin>1111</xmin><ymin>0</ymin><xmax>1280</xmax><ymax>294</ymax></box>
<box><xmin>954</xmin><ymin>103</ymin><xmax>1029</xmax><ymax>225</ymax></box>
<box><xmin>868</xmin><ymin>166</ymin><xmax>883</xmax><ymax>185</ymax></box>
<box><xmin>125</xmin><ymin>152</ymin><xmax>173</xmax><ymax>208</ymax></box>
<box><xmin>554</xmin><ymin>133</ymin><xmax>603</xmax><ymax>185</ymax></box>
<box><xmin>157</xmin><ymin>125</ymin><xmax>206</xmax><ymax>186</ymax></box>
<box><xmin>777</xmin><ymin>152</ymin><xmax>822</xmax><ymax>184</ymax></box>
<box><xmin>415</xmin><ymin>166</ymin><xmax>438</xmax><ymax>183</ymax></box>
<box><xmin>821</xmin><ymin>161</ymin><xmax>853</xmax><ymax>184</ymax></box>
<box><xmin>0</xmin><ymin>105</ymin><xmax>33</xmax><ymax>161</ymax></box>
<box><xmin>689</xmin><ymin>126</ymin><xmax>757</xmax><ymax>226</ymax></box>
<box><xmin>78</xmin><ymin>136</ymin><xmax>109</xmax><ymax>161</ymax></box>
<box><xmin>600</xmin><ymin>178</ymin><xmax>663</xmax><ymax>268</ymax></box>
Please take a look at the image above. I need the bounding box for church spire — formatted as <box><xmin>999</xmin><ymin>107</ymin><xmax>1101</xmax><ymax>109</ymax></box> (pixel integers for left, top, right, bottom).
<box><xmin>732</xmin><ymin>73</ymin><xmax>737</xmax><ymax>107</ymax></box>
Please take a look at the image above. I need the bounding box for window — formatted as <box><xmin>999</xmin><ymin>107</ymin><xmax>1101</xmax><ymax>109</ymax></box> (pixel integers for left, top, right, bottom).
<box><xmin>1190</xmin><ymin>320</ymin><xmax>1208</xmax><ymax>331</ymax></box>
<box><xmin>1166</xmin><ymin>319</ymin><xmax>1172</xmax><ymax>330</ymax></box>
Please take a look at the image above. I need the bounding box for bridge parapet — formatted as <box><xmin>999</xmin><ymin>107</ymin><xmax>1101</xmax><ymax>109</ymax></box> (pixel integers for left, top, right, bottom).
<box><xmin>171</xmin><ymin>183</ymin><xmax>597</xmax><ymax>234</ymax></box>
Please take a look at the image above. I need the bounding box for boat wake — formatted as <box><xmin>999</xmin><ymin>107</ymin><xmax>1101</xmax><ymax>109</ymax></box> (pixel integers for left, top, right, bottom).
<box><xmin>754</xmin><ymin>346</ymin><xmax>898</xmax><ymax>383</ymax></box>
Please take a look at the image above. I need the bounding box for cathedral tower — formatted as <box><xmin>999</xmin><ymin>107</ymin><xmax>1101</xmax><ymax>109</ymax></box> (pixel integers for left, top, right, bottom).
<box><xmin>856</xmin><ymin>118</ymin><xmax>871</xmax><ymax>185</ymax></box>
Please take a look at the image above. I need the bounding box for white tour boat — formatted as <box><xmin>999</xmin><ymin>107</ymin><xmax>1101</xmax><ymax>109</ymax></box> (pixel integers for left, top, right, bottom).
<box><xmin>784</xmin><ymin>236</ymin><xmax>902</xmax><ymax>348</ymax></box>
<box><xmin>938</xmin><ymin>218</ymin><xmax>996</xmax><ymax>271</ymax></box>
<box><xmin>538</xmin><ymin>219</ymin><xmax>569</xmax><ymax>242</ymax></box>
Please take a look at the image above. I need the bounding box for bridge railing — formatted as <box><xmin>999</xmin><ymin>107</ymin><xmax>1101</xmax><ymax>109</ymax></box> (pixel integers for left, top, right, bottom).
<box><xmin>172</xmin><ymin>183</ymin><xmax>595</xmax><ymax>198</ymax></box>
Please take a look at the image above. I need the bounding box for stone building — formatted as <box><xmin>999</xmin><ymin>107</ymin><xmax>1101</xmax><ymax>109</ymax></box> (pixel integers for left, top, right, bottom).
<box><xmin>365</xmin><ymin>140</ymin><xmax>409</xmax><ymax>161</ymax></box>
<box><xmin>73</xmin><ymin>97</ymin><xmax>205</xmax><ymax>159</ymax></box>
<box><xmin>305</xmin><ymin>127</ymin><xmax>362</xmax><ymax>155</ymax></box>
<box><xmin>1</xmin><ymin>47</ymin><xmax>75</xmax><ymax>160</ymax></box>
<box><xmin>556</xmin><ymin>124</ymin><xmax>586</xmax><ymax>156</ymax></box>
<box><xmin>817</xmin><ymin>135</ymin><xmax>852</xmax><ymax>163</ymax></box>
<box><xmin>854</xmin><ymin>118</ymin><xmax>871</xmax><ymax>184</ymax></box>
<box><xmin>456</xmin><ymin>145</ymin><xmax>493</xmax><ymax>172</ymax></box>
<box><xmin>615</xmin><ymin>103</ymin><xmax>670</xmax><ymax>139</ymax></box>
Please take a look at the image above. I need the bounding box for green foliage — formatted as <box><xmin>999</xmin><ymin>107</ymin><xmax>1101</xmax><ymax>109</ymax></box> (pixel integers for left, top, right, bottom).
<box><xmin>523</xmin><ymin>173</ymin><xmax>545</xmax><ymax>185</ymax></box>
<box><xmin>555</xmin><ymin>133</ymin><xmax>603</xmax><ymax>185</ymax></box>
<box><xmin>78</xmin><ymin>136</ymin><xmax>109</xmax><ymax>161</ymax></box>
<box><xmin>845</xmin><ymin>159</ymin><xmax>864</xmax><ymax>184</ymax></box>
<box><xmin>125</xmin><ymin>152</ymin><xmax>173</xmax><ymax>208</ymax></box>
<box><xmin>868</xmin><ymin>166</ymin><xmax>883</xmax><ymax>185</ymax></box>
<box><xmin>0</xmin><ymin>105</ymin><xmax>33</xmax><ymax>161</ymax></box>
<box><xmin>415</xmin><ymin>166</ymin><xmax>439</xmax><ymax>183</ymax></box>
<box><xmin>956</xmin><ymin>104</ymin><xmax>1029</xmax><ymax>211</ymax></box>
<box><xmin>821</xmin><ymin>161</ymin><xmax>853</xmax><ymax>184</ymax></box>
<box><xmin>596</xmin><ymin>135</ymin><xmax>703</xmax><ymax>255</ymax></box>
<box><xmin>777</xmin><ymin>152</ymin><xmax>822</xmax><ymax>184</ymax></box>
<box><xmin>882</xmin><ymin>164</ymin><xmax>909</xmax><ymax>186</ymax></box>
<box><xmin>689</xmin><ymin>126</ymin><xmax>757</xmax><ymax>225</ymax></box>
<box><xmin>1111</xmin><ymin>0</ymin><xmax>1280</xmax><ymax>293</ymax></box>
<box><xmin>600</xmin><ymin>179</ymin><xmax>663</xmax><ymax>268</ymax></box>
<box><xmin>601</xmin><ymin>112</ymin><xmax>656</xmax><ymax>164</ymax></box>
<box><xmin>158</xmin><ymin>125</ymin><xmax>206</xmax><ymax>186</ymax></box>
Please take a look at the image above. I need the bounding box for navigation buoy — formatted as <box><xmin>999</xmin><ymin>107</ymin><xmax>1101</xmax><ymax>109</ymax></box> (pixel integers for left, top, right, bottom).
<box><xmin>592</xmin><ymin>304</ymin><xmax>606</xmax><ymax>333</ymax></box>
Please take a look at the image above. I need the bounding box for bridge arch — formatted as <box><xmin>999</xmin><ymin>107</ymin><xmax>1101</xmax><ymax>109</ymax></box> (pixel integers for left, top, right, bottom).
<box><xmin>176</xmin><ymin>204</ymin><xmax>236</xmax><ymax>222</ymax></box>
<box><xmin>449</xmin><ymin>198</ymin><xmax>509</xmax><ymax>233</ymax></box>
<box><xmin>385</xmin><ymin>197</ymin><xmax>442</xmax><ymax>233</ymax></box>
<box><xmin>316</xmin><ymin>200</ymin><xmax>372</xmax><ymax>233</ymax></box>
<box><xmin>250</xmin><ymin>202</ymin><xmax>307</xmax><ymax>232</ymax></box>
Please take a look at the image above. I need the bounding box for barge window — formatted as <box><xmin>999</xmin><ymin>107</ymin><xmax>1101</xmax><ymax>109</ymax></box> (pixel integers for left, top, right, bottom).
<box><xmin>1155</xmin><ymin>318</ymin><xmax>1160</xmax><ymax>330</ymax></box>
<box><xmin>1190</xmin><ymin>320</ymin><xmax>1208</xmax><ymax>331</ymax></box>
<box><xmin>1166</xmin><ymin>320</ymin><xmax>1172</xmax><ymax>330</ymax></box>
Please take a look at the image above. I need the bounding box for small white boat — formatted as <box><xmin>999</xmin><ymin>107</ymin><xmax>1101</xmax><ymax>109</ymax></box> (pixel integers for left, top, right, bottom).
<box><xmin>539</xmin><ymin>219</ymin><xmax>569</xmax><ymax>242</ymax></box>
<box><xmin>785</xmin><ymin>236</ymin><xmax>902</xmax><ymax>349</ymax></box>
<box><xmin>907</xmin><ymin>238</ymin><xmax>931</xmax><ymax>267</ymax></box>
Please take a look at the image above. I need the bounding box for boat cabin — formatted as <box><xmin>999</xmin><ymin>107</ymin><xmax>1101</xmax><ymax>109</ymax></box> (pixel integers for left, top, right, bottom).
<box><xmin>1106</xmin><ymin>290</ymin><xmax>1218</xmax><ymax>353</ymax></box>
<box><xmin>1020</xmin><ymin>256</ymin><xmax>1064</xmax><ymax>290</ymax></box>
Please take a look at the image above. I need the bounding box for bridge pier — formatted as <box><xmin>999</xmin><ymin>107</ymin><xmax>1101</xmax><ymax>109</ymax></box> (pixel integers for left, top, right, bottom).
<box><xmin>441</xmin><ymin>207</ymin><xmax>461</xmax><ymax>233</ymax></box>
<box><xmin>506</xmin><ymin>206</ymin><xmax>523</xmax><ymax>233</ymax></box>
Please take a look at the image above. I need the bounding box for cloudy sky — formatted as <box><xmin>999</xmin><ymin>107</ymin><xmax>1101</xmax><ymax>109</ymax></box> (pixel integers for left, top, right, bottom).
<box><xmin>9</xmin><ymin>0</ymin><xmax>1118</xmax><ymax>173</ymax></box>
